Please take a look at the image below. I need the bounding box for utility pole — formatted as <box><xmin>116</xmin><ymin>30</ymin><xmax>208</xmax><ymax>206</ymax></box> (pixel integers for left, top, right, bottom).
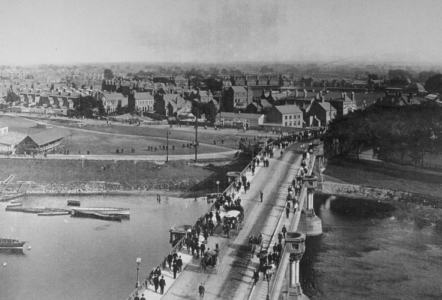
<box><xmin>195</xmin><ymin>107</ymin><xmax>198</xmax><ymax>162</ymax></box>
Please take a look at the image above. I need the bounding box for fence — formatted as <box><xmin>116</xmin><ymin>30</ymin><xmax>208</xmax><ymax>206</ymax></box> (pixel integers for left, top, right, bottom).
<box><xmin>125</xmin><ymin>138</ymin><xmax>275</xmax><ymax>300</ymax></box>
<box><xmin>384</xmin><ymin>156</ymin><xmax>442</xmax><ymax>172</ymax></box>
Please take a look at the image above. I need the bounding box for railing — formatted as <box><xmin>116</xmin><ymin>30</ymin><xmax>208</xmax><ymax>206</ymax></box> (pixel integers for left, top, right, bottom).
<box><xmin>125</xmin><ymin>141</ymin><xmax>276</xmax><ymax>300</ymax></box>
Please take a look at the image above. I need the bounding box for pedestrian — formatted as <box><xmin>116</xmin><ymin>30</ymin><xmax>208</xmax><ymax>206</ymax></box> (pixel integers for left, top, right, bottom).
<box><xmin>167</xmin><ymin>252</ymin><xmax>173</xmax><ymax>269</ymax></box>
<box><xmin>200</xmin><ymin>242</ymin><xmax>206</xmax><ymax>257</ymax></box>
<box><xmin>195</xmin><ymin>243</ymin><xmax>200</xmax><ymax>259</ymax></box>
<box><xmin>282</xmin><ymin>225</ymin><xmax>287</xmax><ymax>239</ymax></box>
<box><xmin>159</xmin><ymin>276</ymin><xmax>166</xmax><ymax>294</ymax></box>
<box><xmin>140</xmin><ymin>294</ymin><xmax>146</xmax><ymax>300</ymax></box>
<box><xmin>278</xmin><ymin>232</ymin><xmax>283</xmax><ymax>244</ymax></box>
<box><xmin>153</xmin><ymin>274</ymin><xmax>159</xmax><ymax>293</ymax></box>
<box><xmin>253</xmin><ymin>269</ymin><xmax>259</xmax><ymax>284</ymax></box>
<box><xmin>177</xmin><ymin>256</ymin><xmax>183</xmax><ymax>272</ymax></box>
<box><xmin>286</xmin><ymin>205</ymin><xmax>290</xmax><ymax>218</ymax></box>
<box><xmin>260</xmin><ymin>191</ymin><xmax>263</xmax><ymax>202</ymax></box>
<box><xmin>199</xmin><ymin>283</ymin><xmax>205</xmax><ymax>298</ymax></box>
<box><xmin>134</xmin><ymin>293</ymin><xmax>140</xmax><ymax>300</ymax></box>
<box><xmin>172</xmin><ymin>262</ymin><xmax>178</xmax><ymax>279</ymax></box>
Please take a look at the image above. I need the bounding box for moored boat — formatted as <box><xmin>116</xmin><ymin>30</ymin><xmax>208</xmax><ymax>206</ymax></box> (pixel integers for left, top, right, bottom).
<box><xmin>71</xmin><ymin>207</ymin><xmax>130</xmax><ymax>216</ymax></box>
<box><xmin>38</xmin><ymin>211</ymin><xmax>71</xmax><ymax>216</ymax></box>
<box><xmin>21</xmin><ymin>208</ymin><xmax>45</xmax><ymax>214</ymax></box>
<box><xmin>67</xmin><ymin>200</ymin><xmax>81</xmax><ymax>206</ymax></box>
<box><xmin>0</xmin><ymin>238</ymin><xmax>26</xmax><ymax>248</ymax></box>
<box><xmin>6</xmin><ymin>203</ymin><xmax>23</xmax><ymax>208</ymax></box>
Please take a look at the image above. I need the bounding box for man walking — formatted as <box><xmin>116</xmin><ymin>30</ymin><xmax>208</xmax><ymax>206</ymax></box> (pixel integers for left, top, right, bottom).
<box><xmin>282</xmin><ymin>225</ymin><xmax>287</xmax><ymax>239</ymax></box>
<box><xmin>199</xmin><ymin>283</ymin><xmax>205</xmax><ymax>298</ymax></box>
<box><xmin>285</xmin><ymin>205</ymin><xmax>290</xmax><ymax>218</ymax></box>
<box><xmin>278</xmin><ymin>232</ymin><xmax>283</xmax><ymax>244</ymax></box>
<box><xmin>159</xmin><ymin>276</ymin><xmax>166</xmax><ymax>294</ymax></box>
<box><xmin>153</xmin><ymin>274</ymin><xmax>159</xmax><ymax>293</ymax></box>
<box><xmin>260</xmin><ymin>191</ymin><xmax>263</xmax><ymax>202</ymax></box>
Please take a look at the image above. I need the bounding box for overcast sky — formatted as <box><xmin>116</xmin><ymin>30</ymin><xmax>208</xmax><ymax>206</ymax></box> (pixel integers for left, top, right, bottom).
<box><xmin>1</xmin><ymin>0</ymin><xmax>441</xmax><ymax>65</ymax></box>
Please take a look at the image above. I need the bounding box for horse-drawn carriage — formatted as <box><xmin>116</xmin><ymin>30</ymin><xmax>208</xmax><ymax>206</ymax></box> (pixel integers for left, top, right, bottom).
<box><xmin>248</xmin><ymin>234</ymin><xmax>263</xmax><ymax>257</ymax></box>
<box><xmin>200</xmin><ymin>249</ymin><xmax>220</xmax><ymax>273</ymax></box>
<box><xmin>223</xmin><ymin>210</ymin><xmax>244</xmax><ymax>237</ymax></box>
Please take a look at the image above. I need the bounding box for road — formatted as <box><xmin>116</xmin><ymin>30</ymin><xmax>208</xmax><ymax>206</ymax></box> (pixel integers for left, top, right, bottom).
<box><xmin>160</xmin><ymin>142</ymin><xmax>302</xmax><ymax>300</ymax></box>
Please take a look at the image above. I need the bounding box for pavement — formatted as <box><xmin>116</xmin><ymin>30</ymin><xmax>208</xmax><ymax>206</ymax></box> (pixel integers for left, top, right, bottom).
<box><xmin>125</xmin><ymin>142</ymin><xmax>303</xmax><ymax>300</ymax></box>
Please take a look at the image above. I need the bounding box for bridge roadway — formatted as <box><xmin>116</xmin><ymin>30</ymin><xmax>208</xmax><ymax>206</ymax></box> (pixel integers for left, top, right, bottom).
<box><xmin>133</xmin><ymin>142</ymin><xmax>305</xmax><ymax>300</ymax></box>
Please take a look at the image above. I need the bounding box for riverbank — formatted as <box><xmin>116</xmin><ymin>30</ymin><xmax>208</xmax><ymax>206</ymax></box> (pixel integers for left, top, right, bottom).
<box><xmin>319</xmin><ymin>182</ymin><xmax>442</xmax><ymax>230</ymax></box>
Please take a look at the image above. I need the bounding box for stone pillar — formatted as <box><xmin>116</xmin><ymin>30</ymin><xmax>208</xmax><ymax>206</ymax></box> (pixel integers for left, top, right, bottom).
<box><xmin>289</xmin><ymin>253</ymin><xmax>304</xmax><ymax>297</ymax></box>
<box><xmin>301</xmin><ymin>176</ymin><xmax>322</xmax><ymax>236</ymax></box>
<box><xmin>284</xmin><ymin>232</ymin><xmax>309</xmax><ymax>300</ymax></box>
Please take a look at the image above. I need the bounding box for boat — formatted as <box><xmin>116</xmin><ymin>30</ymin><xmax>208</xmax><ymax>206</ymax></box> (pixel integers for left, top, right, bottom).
<box><xmin>21</xmin><ymin>208</ymin><xmax>45</xmax><ymax>214</ymax></box>
<box><xmin>0</xmin><ymin>238</ymin><xmax>26</xmax><ymax>248</ymax></box>
<box><xmin>38</xmin><ymin>211</ymin><xmax>71</xmax><ymax>216</ymax></box>
<box><xmin>67</xmin><ymin>200</ymin><xmax>81</xmax><ymax>206</ymax></box>
<box><xmin>6</xmin><ymin>203</ymin><xmax>23</xmax><ymax>208</ymax></box>
<box><xmin>71</xmin><ymin>207</ymin><xmax>130</xmax><ymax>216</ymax></box>
<box><xmin>71</xmin><ymin>212</ymin><xmax>122</xmax><ymax>222</ymax></box>
<box><xmin>5</xmin><ymin>206</ymin><xmax>24</xmax><ymax>212</ymax></box>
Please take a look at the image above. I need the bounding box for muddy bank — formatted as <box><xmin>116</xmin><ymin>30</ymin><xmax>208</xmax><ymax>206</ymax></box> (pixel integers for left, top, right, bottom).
<box><xmin>1</xmin><ymin>179</ymin><xmax>215</xmax><ymax>197</ymax></box>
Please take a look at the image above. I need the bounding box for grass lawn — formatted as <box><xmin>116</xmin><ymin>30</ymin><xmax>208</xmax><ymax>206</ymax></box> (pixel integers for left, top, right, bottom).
<box><xmin>323</xmin><ymin>159</ymin><xmax>442</xmax><ymax>198</ymax></box>
<box><xmin>18</xmin><ymin>115</ymin><xmax>279</xmax><ymax>150</ymax></box>
<box><xmin>0</xmin><ymin>115</ymin><xmax>244</xmax><ymax>155</ymax></box>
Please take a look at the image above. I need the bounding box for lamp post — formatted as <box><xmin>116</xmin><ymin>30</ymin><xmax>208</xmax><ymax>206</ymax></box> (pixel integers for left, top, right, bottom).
<box><xmin>216</xmin><ymin>180</ymin><xmax>220</xmax><ymax>195</ymax></box>
<box><xmin>166</xmin><ymin>130</ymin><xmax>171</xmax><ymax>162</ymax></box>
<box><xmin>81</xmin><ymin>155</ymin><xmax>85</xmax><ymax>169</ymax></box>
<box><xmin>135</xmin><ymin>257</ymin><xmax>141</xmax><ymax>288</ymax></box>
<box><xmin>195</xmin><ymin>108</ymin><xmax>199</xmax><ymax>163</ymax></box>
<box><xmin>266</xmin><ymin>269</ymin><xmax>271</xmax><ymax>300</ymax></box>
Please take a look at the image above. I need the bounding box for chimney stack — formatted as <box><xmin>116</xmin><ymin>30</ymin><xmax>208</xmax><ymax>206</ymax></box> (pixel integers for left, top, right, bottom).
<box><xmin>295</xmin><ymin>90</ymin><xmax>299</xmax><ymax>98</ymax></box>
<box><xmin>321</xmin><ymin>95</ymin><xmax>325</xmax><ymax>103</ymax></box>
<box><xmin>351</xmin><ymin>92</ymin><xmax>355</xmax><ymax>101</ymax></box>
<box><xmin>303</xmin><ymin>89</ymin><xmax>307</xmax><ymax>99</ymax></box>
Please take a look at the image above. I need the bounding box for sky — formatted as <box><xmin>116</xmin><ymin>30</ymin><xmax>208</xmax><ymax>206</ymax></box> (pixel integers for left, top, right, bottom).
<box><xmin>1</xmin><ymin>0</ymin><xmax>442</xmax><ymax>65</ymax></box>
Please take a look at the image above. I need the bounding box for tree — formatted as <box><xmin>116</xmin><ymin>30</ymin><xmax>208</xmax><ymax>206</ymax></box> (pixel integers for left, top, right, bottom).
<box><xmin>104</xmin><ymin>69</ymin><xmax>114</xmax><ymax>80</ymax></box>
<box><xmin>418</xmin><ymin>71</ymin><xmax>438</xmax><ymax>83</ymax></box>
<box><xmin>424</xmin><ymin>74</ymin><xmax>442</xmax><ymax>94</ymax></box>
<box><xmin>259</xmin><ymin>66</ymin><xmax>274</xmax><ymax>73</ymax></box>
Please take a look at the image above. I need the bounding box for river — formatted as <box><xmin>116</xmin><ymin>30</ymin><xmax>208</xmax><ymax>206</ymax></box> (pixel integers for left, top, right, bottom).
<box><xmin>0</xmin><ymin>195</ymin><xmax>209</xmax><ymax>300</ymax></box>
<box><xmin>300</xmin><ymin>194</ymin><xmax>442</xmax><ymax>300</ymax></box>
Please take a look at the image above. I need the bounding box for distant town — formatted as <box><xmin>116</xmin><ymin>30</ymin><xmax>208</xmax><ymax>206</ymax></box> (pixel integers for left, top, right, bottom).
<box><xmin>0</xmin><ymin>62</ymin><xmax>441</xmax><ymax>155</ymax></box>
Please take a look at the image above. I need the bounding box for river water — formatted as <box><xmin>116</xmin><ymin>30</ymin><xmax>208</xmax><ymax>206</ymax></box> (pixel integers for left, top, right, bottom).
<box><xmin>301</xmin><ymin>194</ymin><xmax>442</xmax><ymax>300</ymax></box>
<box><xmin>0</xmin><ymin>195</ymin><xmax>209</xmax><ymax>300</ymax></box>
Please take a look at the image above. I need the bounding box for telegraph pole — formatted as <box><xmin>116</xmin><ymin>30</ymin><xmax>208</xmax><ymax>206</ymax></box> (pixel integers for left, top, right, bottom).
<box><xmin>195</xmin><ymin>107</ymin><xmax>198</xmax><ymax>162</ymax></box>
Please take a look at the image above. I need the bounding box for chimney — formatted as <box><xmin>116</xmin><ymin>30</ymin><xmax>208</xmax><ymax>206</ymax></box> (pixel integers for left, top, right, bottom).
<box><xmin>303</xmin><ymin>89</ymin><xmax>307</xmax><ymax>99</ymax></box>
<box><xmin>341</xmin><ymin>92</ymin><xmax>345</xmax><ymax>99</ymax></box>
<box><xmin>321</xmin><ymin>95</ymin><xmax>325</xmax><ymax>103</ymax></box>
<box><xmin>295</xmin><ymin>90</ymin><xmax>299</xmax><ymax>98</ymax></box>
<box><xmin>351</xmin><ymin>92</ymin><xmax>355</xmax><ymax>101</ymax></box>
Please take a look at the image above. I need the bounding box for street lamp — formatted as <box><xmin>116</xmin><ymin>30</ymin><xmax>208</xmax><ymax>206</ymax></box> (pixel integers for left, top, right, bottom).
<box><xmin>81</xmin><ymin>155</ymin><xmax>85</xmax><ymax>169</ymax></box>
<box><xmin>216</xmin><ymin>181</ymin><xmax>220</xmax><ymax>195</ymax></box>
<box><xmin>266</xmin><ymin>270</ymin><xmax>270</xmax><ymax>300</ymax></box>
<box><xmin>135</xmin><ymin>257</ymin><xmax>141</xmax><ymax>288</ymax></box>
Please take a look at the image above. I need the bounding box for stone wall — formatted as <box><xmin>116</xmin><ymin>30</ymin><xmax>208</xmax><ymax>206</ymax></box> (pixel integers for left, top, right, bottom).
<box><xmin>321</xmin><ymin>182</ymin><xmax>442</xmax><ymax>209</ymax></box>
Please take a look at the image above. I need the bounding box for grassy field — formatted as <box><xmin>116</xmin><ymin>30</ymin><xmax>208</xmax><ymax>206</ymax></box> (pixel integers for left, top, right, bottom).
<box><xmin>0</xmin><ymin>114</ymin><xmax>279</xmax><ymax>155</ymax></box>
<box><xmin>323</xmin><ymin>159</ymin><xmax>442</xmax><ymax>198</ymax></box>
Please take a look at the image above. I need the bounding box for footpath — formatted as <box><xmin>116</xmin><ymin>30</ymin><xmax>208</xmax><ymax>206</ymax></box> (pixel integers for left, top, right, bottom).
<box><xmin>128</xmin><ymin>142</ymin><xmax>303</xmax><ymax>300</ymax></box>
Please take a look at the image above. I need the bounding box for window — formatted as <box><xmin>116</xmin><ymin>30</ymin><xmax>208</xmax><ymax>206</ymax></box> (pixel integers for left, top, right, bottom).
<box><xmin>285</xmin><ymin>122</ymin><xmax>287</xmax><ymax>126</ymax></box>
<box><xmin>289</xmin><ymin>122</ymin><xmax>292</xmax><ymax>126</ymax></box>
<box><xmin>285</xmin><ymin>116</ymin><xmax>287</xmax><ymax>120</ymax></box>
<box><xmin>290</xmin><ymin>115</ymin><xmax>292</xmax><ymax>119</ymax></box>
